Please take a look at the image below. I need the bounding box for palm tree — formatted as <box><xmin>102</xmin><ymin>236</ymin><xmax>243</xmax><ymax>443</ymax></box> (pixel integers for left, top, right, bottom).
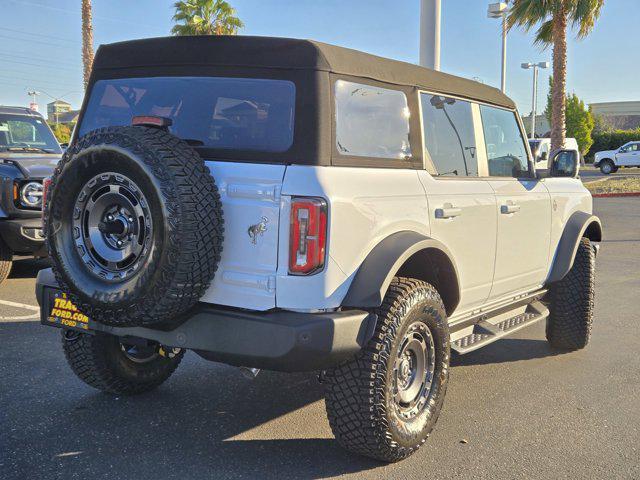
<box><xmin>507</xmin><ymin>0</ymin><xmax>604</xmax><ymax>153</ymax></box>
<box><xmin>81</xmin><ymin>0</ymin><xmax>94</xmax><ymax>89</ymax></box>
<box><xmin>171</xmin><ymin>0</ymin><xmax>244</xmax><ymax>36</ymax></box>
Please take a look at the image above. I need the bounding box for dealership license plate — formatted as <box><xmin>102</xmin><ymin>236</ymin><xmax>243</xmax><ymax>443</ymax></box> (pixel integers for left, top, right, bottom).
<box><xmin>46</xmin><ymin>290</ymin><xmax>92</xmax><ymax>332</ymax></box>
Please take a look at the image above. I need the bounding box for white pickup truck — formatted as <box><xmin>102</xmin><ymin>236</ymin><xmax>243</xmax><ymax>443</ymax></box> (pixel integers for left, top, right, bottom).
<box><xmin>594</xmin><ymin>141</ymin><xmax>640</xmax><ymax>174</ymax></box>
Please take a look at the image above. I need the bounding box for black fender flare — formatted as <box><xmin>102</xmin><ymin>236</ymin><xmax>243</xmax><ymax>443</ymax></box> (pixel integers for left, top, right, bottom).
<box><xmin>547</xmin><ymin>211</ymin><xmax>602</xmax><ymax>283</ymax></box>
<box><xmin>341</xmin><ymin>231</ymin><xmax>460</xmax><ymax>312</ymax></box>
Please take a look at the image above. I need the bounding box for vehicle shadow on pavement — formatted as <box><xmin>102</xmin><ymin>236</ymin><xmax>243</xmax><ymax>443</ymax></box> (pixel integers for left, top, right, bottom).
<box><xmin>8</xmin><ymin>257</ymin><xmax>49</xmax><ymax>279</ymax></box>
<box><xmin>2</xmin><ymin>325</ymin><xmax>382</xmax><ymax>480</ymax></box>
<box><xmin>451</xmin><ymin>338</ymin><xmax>563</xmax><ymax>367</ymax></box>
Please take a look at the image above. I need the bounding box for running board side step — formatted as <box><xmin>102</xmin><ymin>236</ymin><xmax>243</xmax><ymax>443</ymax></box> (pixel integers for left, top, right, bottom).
<box><xmin>450</xmin><ymin>300</ymin><xmax>549</xmax><ymax>354</ymax></box>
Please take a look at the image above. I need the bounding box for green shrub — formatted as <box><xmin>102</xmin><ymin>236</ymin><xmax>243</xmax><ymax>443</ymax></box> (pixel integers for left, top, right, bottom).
<box><xmin>588</xmin><ymin>129</ymin><xmax>640</xmax><ymax>159</ymax></box>
<box><xmin>47</xmin><ymin>122</ymin><xmax>72</xmax><ymax>144</ymax></box>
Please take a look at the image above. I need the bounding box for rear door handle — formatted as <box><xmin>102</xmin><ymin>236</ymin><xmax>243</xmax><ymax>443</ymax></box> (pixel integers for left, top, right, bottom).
<box><xmin>435</xmin><ymin>205</ymin><xmax>462</xmax><ymax>219</ymax></box>
<box><xmin>500</xmin><ymin>202</ymin><xmax>521</xmax><ymax>214</ymax></box>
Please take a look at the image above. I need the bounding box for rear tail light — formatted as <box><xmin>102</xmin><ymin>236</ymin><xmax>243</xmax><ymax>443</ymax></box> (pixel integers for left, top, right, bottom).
<box><xmin>289</xmin><ymin>197</ymin><xmax>327</xmax><ymax>275</ymax></box>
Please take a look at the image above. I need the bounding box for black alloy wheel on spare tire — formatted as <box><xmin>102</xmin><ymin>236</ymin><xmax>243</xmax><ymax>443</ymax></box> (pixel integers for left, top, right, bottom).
<box><xmin>44</xmin><ymin>126</ymin><xmax>223</xmax><ymax>328</ymax></box>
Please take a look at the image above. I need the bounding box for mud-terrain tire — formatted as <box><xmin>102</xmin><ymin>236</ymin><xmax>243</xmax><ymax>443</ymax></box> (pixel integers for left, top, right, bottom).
<box><xmin>45</xmin><ymin>126</ymin><xmax>223</xmax><ymax>327</ymax></box>
<box><xmin>546</xmin><ymin>238</ymin><xmax>595</xmax><ymax>350</ymax></box>
<box><xmin>0</xmin><ymin>237</ymin><xmax>12</xmax><ymax>284</ymax></box>
<box><xmin>324</xmin><ymin>278</ymin><xmax>450</xmax><ymax>463</ymax></box>
<box><xmin>62</xmin><ymin>331</ymin><xmax>184</xmax><ymax>395</ymax></box>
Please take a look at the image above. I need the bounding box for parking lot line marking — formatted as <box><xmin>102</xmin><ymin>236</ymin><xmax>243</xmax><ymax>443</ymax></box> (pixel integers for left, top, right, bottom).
<box><xmin>0</xmin><ymin>299</ymin><xmax>40</xmax><ymax>311</ymax></box>
<box><xmin>0</xmin><ymin>313</ymin><xmax>39</xmax><ymax>322</ymax></box>
<box><xmin>0</xmin><ymin>299</ymin><xmax>40</xmax><ymax>322</ymax></box>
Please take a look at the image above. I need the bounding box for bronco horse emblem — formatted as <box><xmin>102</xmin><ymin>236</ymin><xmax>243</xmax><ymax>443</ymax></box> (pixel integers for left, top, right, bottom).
<box><xmin>248</xmin><ymin>216</ymin><xmax>269</xmax><ymax>245</ymax></box>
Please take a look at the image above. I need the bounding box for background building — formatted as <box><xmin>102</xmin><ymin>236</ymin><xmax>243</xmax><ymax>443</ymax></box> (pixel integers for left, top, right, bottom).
<box><xmin>590</xmin><ymin>101</ymin><xmax>640</xmax><ymax>130</ymax></box>
<box><xmin>47</xmin><ymin>100</ymin><xmax>71</xmax><ymax>122</ymax></box>
<box><xmin>521</xmin><ymin>113</ymin><xmax>550</xmax><ymax>138</ymax></box>
<box><xmin>46</xmin><ymin>100</ymin><xmax>79</xmax><ymax>124</ymax></box>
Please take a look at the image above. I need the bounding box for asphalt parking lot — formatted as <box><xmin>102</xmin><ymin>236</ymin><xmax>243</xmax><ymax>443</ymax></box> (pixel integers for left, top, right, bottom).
<box><xmin>1</xmin><ymin>197</ymin><xmax>639</xmax><ymax>480</ymax></box>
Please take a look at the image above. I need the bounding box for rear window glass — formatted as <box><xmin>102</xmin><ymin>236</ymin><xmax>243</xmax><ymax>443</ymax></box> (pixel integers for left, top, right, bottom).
<box><xmin>79</xmin><ymin>77</ymin><xmax>296</xmax><ymax>153</ymax></box>
<box><xmin>335</xmin><ymin>80</ymin><xmax>412</xmax><ymax>160</ymax></box>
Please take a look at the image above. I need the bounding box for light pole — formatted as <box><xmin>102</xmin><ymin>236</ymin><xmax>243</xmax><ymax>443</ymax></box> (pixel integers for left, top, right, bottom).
<box><xmin>420</xmin><ymin>0</ymin><xmax>441</xmax><ymax>70</ymax></box>
<box><xmin>521</xmin><ymin>61</ymin><xmax>549</xmax><ymax>139</ymax></box>
<box><xmin>27</xmin><ymin>90</ymin><xmax>40</xmax><ymax>112</ymax></box>
<box><xmin>487</xmin><ymin>2</ymin><xmax>509</xmax><ymax>93</ymax></box>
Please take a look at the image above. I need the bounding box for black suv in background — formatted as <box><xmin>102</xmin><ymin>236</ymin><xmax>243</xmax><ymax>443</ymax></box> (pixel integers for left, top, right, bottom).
<box><xmin>0</xmin><ymin>106</ymin><xmax>62</xmax><ymax>283</ymax></box>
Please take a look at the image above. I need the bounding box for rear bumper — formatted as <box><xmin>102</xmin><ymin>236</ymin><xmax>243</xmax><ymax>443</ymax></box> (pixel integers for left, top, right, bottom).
<box><xmin>36</xmin><ymin>268</ymin><xmax>374</xmax><ymax>372</ymax></box>
<box><xmin>0</xmin><ymin>217</ymin><xmax>46</xmax><ymax>255</ymax></box>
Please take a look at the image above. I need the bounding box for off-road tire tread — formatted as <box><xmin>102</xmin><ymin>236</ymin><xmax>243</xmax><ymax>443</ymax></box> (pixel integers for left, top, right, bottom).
<box><xmin>62</xmin><ymin>332</ymin><xmax>184</xmax><ymax>395</ymax></box>
<box><xmin>45</xmin><ymin>126</ymin><xmax>224</xmax><ymax>327</ymax></box>
<box><xmin>324</xmin><ymin>278</ymin><xmax>449</xmax><ymax>462</ymax></box>
<box><xmin>547</xmin><ymin>238</ymin><xmax>595</xmax><ymax>350</ymax></box>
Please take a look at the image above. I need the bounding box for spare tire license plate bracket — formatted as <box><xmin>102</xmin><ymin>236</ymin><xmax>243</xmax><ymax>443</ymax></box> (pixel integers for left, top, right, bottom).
<box><xmin>44</xmin><ymin>289</ymin><xmax>95</xmax><ymax>334</ymax></box>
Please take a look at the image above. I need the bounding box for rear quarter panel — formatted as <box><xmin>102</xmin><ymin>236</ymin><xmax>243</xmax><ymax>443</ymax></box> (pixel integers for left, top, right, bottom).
<box><xmin>277</xmin><ymin>166</ymin><xmax>429</xmax><ymax>310</ymax></box>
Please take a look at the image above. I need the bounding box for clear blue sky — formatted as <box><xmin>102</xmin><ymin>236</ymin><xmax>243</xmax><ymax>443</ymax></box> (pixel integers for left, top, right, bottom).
<box><xmin>1</xmin><ymin>0</ymin><xmax>638</xmax><ymax>115</ymax></box>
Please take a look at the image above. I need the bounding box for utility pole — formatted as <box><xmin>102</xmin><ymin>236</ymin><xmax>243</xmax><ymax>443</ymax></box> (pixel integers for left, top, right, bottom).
<box><xmin>419</xmin><ymin>0</ymin><xmax>441</xmax><ymax>70</ymax></box>
<box><xmin>27</xmin><ymin>90</ymin><xmax>40</xmax><ymax>112</ymax></box>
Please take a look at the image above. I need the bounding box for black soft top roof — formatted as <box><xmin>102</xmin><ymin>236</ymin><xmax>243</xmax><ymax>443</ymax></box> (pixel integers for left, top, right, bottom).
<box><xmin>94</xmin><ymin>35</ymin><xmax>515</xmax><ymax>109</ymax></box>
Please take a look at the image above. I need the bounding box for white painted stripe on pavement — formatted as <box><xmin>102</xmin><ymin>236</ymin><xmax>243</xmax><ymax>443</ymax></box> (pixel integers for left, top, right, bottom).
<box><xmin>0</xmin><ymin>299</ymin><xmax>40</xmax><ymax>311</ymax></box>
<box><xmin>0</xmin><ymin>299</ymin><xmax>40</xmax><ymax>322</ymax></box>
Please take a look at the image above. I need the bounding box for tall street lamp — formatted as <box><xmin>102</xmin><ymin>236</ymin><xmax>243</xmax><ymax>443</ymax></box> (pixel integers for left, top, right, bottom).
<box><xmin>488</xmin><ymin>2</ymin><xmax>509</xmax><ymax>93</ymax></box>
<box><xmin>521</xmin><ymin>61</ymin><xmax>550</xmax><ymax>138</ymax></box>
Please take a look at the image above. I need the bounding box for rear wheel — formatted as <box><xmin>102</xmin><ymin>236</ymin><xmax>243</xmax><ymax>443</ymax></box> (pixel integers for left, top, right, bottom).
<box><xmin>546</xmin><ymin>238</ymin><xmax>595</xmax><ymax>350</ymax></box>
<box><xmin>62</xmin><ymin>331</ymin><xmax>184</xmax><ymax>395</ymax></box>
<box><xmin>324</xmin><ymin>278</ymin><xmax>450</xmax><ymax>462</ymax></box>
<box><xmin>0</xmin><ymin>237</ymin><xmax>12</xmax><ymax>284</ymax></box>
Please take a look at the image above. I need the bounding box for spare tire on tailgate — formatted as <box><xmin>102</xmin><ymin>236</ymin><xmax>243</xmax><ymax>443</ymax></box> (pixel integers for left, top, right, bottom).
<box><xmin>44</xmin><ymin>126</ymin><xmax>223</xmax><ymax>327</ymax></box>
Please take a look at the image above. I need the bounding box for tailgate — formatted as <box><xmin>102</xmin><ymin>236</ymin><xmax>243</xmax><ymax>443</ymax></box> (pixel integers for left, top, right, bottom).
<box><xmin>200</xmin><ymin>161</ymin><xmax>285</xmax><ymax>310</ymax></box>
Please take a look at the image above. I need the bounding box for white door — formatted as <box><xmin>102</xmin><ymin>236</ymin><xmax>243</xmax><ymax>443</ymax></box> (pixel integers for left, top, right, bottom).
<box><xmin>478</xmin><ymin>104</ymin><xmax>552</xmax><ymax>299</ymax></box>
<box><xmin>488</xmin><ymin>178</ymin><xmax>551</xmax><ymax>297</ymax></box>
<box><xmin>616</xmin><ymin>142</ymin><xmax>640</xmax><ymax>166</ymax></box>
<box><xmin>420</xmin><ymin>174</ymin><xmax>497</xmax><ymax>310</ymax></box>
<box><xmin>418</xmin><ymin>92</ymin><xmax>497</xmax><ymax>312</ymax></box>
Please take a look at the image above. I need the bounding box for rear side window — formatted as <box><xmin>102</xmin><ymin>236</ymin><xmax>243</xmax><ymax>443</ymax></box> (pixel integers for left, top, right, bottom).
<box><xmin>480</xmin><ymin>105</ymin><xmax>530</xmax><ymax>177</ymax></box>
<box><xmin>420</xmin><ymin>93</ymin><xmax>478</xmax><ymax>176</ymax></box>
<box><xmin>79</xmin><ymin>77</ymin><xmax>296</xmax><ymax>153</ymax></box>
<box><xmin>335</xmin><ymin>80</ymin><xmax>412</xmax><ymax>160</ymax></box>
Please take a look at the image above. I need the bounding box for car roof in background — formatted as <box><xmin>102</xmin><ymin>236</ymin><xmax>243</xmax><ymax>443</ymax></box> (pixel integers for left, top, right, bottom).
<box><xmin>94</xmin><ymin>35</ymin><xmax>516</xmax><ymax>110</ymax></box>
<box><xmin>0</xmin><ymin>106</ymin><xmax>43</xmax><ymax>117</ymax></box>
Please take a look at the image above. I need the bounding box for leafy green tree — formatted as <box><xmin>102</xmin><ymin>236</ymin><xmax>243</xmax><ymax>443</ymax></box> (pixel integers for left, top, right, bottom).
<box><xmin>508</xmin><ymin>0</ymin><xmax>605</xmax><ymax>153</ymax></box>
<box><xmin>48</xmin><ymin>123</ymin><xmax>71</xmax><ymax>144</ymax></box>
<box><xmin>565</xmin><ymin>93</ymin><xmax>594</xmax><ymax>155</ymax></box>
<box><xmin>171</xmin><ymin>0</ymin><xmax>243</xmax><ymax>36</ymax></box>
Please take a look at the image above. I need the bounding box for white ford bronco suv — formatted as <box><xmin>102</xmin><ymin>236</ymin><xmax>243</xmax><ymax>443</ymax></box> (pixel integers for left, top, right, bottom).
<box><xmin>37</xmin><ymin>36</ymin><xmax>602</xmax><ymax>463</ymax></box>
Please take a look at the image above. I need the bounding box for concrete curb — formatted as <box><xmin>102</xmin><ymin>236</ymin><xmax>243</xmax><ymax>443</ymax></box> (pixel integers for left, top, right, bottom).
<box><xmin>592</xmin><ymin>192</ymin><xmax>640</xmax><ymax>198</ymax></box>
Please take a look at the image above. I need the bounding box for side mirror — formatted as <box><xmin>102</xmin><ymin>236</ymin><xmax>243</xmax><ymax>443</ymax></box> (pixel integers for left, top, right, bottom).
<box><xmin>539</xmin><ymin>151</ymin><xmax>548</xmax><ymax>161</ymax></box>
<box><xmin>550</xmin><ymin>149</ymin><xmax>579</xmax><ymax>178</ymax></box>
